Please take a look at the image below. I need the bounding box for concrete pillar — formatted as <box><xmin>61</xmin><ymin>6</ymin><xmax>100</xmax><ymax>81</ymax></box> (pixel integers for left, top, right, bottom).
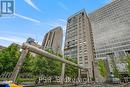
<box><xmin>92</xmin><ymin>61</ymin><xmax>95</xmax><ymax>82</ymax></box>
<box><xmin>61</xmin><ymin>63</ymin><xmax>65</xmax><ymax>84</ymax></box>
<box><xmin>11</xmin><ymin>49</ymin><xmax>29</xmax><ymax>82</ymax></box>
<box><xmin>87</xmin><ymin>70</ymin><xmax>90</xmax><ymax>82</ymax></box>
<box><xmin>78</xmin><ymin>69</ymin><xmax>81</xmax><ymax>82</ymax></box>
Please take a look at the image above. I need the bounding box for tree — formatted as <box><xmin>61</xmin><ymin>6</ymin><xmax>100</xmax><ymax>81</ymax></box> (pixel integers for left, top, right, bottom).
<box><xmin>98</xmin><ymin>59</ymin><xmax>108</xmax><ymax>78</ymax></box>
<box><xmin>110</xmin><ymin>57</ymin><xmax>120</xmax><ymax>78</ymax></box>
<box><xmin>0</xmin><ymin>43</ymin><xmax>20</xmax><ymax>73</ymax></box>
<box><xmin>0</xmin><ymin>43</ymin><xmax>79</xmax><ymax>79</ymax></box>
<box><xmin>20</xmin><ymin>52</ymin><xmax>34</xmax><ymax>73</ymax></box>
<box><xmin>31</xmin><ymin>55</ymin><xmax>49</xmax><ymax>75</ymax></box>
<box><xmin>31</xmin><ymin>54</ymin><xmax>62</xmax><ymax>76</ymax></box>
<box><xmin>112</xmin><ymin>65</ymin><xmax>120</xmax><ymax>78</ymax></box>
<box><xmin>0</xmin><ymin>63</ymin><xmax>3</xmax><ymax>74</ymax></box>
<box><xmin>65</xmin><ymin>57</ymin><xmax>78</xmax><ymax>78</ymax></box>
<box><xmin>127</xmin><ymin>56</ymin><xmax>130</xmax><ymax>76</ymax></box>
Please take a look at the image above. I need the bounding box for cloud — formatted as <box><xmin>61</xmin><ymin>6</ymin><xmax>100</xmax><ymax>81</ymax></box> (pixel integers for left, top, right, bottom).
<box><xmin>0</xmin><ymin>31</ymin><xmax>36</xmax><ymax>38</ymax></box>
<box><xmin>58</xmin><ymin>19</ymin><xmax>66</xmax><ymax>23</ymax></box>
<box><xmin>58</xmin><ymin>19</ymin><xmax>67</xmax><ymax>32</ymax></box>
<box><xmin>0</xmin><ymin>31</ymin><xmax>42</xmax><ymax>46</ymax></box>
<box><xmin>0</xmin><ymin>36</ymin><xmax>24</xmax><ymax>44</ymax></box>
<box><xmin>14</xmin><ymin>13</ymin><xmax>40</xmax><ymax>23</ymax></box>
<box><xmin>46</xmin><ymin>19</ymin><xmax>66</xmax><ymax>32</ymax></box>
<box><xmin>0</xmin><ymin>36</ymin><xmax>24</xmax><ymax>47</ymax></box>
<box><xmin>58</xmin><ymin>1</ymin><xmax>68</xmax><ymax>11</ymax></box>
<box><xmin>24</xmin><ymin>0</ymin><xmax>41</xmax><ymax>12</ymax></box>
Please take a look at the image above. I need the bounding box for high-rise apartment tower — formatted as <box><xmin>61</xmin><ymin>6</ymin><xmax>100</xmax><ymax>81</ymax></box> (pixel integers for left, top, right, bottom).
<box><xmin>64</xmin><ymin>10</ymin><xmax>95</xmax><ymax>80</ymax></box>
<box><xmin>42</xmin><ymin>27</ymin><xmax>63</xmax><ymax>54</ymax></box>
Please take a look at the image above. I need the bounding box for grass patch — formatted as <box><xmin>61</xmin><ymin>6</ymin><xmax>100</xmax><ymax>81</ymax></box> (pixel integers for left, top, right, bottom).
<box><xmin>0</xmin><ymin>78</ymin><xmax>36</xmax><ymax>82</ymax></box>
<box><xmin>16</xmin><ymin>78</ymin><xmax>36</xmax><ymax>82</ymax></box>
<box><xmin>0</xmin><ymin>78</ymin><xmax>10</xmax><ymax>81</ymax></box>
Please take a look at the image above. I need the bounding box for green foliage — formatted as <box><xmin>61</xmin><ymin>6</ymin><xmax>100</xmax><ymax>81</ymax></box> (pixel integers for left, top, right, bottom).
<box><xmin>44</xmin><ymin>48</ymin><xmax>63</xmax><ymax>57</ymax></box>
<box><xmin>65</xmin><ymin>57</ymin><xmax>78</xmax><ymax>78</ymax></box>
<box><xmin>110</xmin><ymin>57</ymin><xmax>120</xmax><ymax>78</ymax></box>
<box><xmin>97</xmin><ymin>59</ymin><xmax>108</xmax><ymax>78</ymax></box>
<box><xmin>112</xmin><ymin>65</ymin><xmax>120</xmax><ymax>78</ymax></box>
<box><xmin>0</xmin><ymin>43</ymin><xmax>78</xmax><ymax>78</ymax></box>
<box><xmin>21</xmin><ymin>53</ymin><xmax>34</xmax><ymax>73</ymax></box>
<box><xmin>16</xmin><ymin>78</ymin><xmax>36</xmax><ymax>82</ymax></box>
<box><xmin>127</xmin><ymin>56</ymin><xmax>130</xmax><ymax>76</ymax></box>
<box><xmin>0</xmin><ymin>63</ymin><xmax>3</xmax><ymax>74</ymax></box>
<box><xmin>31</xmin><ymin>55</ymin><xmax>48</xmax><ymax>75</ymax></box>
<box><xmin>0</xmin><ymin>43</ymin><xmax>20</xmax><ymax>74</ymax></box>
<box><xmin>31</xmin><ymin>55</ymin><xmax>62</xmax><ymax>76</ymax></box>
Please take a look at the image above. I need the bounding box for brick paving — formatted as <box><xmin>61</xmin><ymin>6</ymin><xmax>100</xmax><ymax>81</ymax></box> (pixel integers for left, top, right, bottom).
<box><xmin>38</xmin><ymin>82</ymin><xmax>130</xmax><ymax>87</ymax></box>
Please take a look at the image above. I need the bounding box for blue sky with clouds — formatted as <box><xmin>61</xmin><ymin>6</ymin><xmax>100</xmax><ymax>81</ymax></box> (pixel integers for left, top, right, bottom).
<box><xmin>0</xmin><ymin>0</ymin><xmax>111</xmax><ymax>47</ymax></box>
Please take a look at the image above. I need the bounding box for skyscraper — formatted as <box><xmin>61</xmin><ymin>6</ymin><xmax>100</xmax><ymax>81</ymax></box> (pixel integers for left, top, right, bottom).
<box><xmin>42</xmin><ymin>27</ymin><xmax>63</xmax><ymax>54</ymax></box>
<box><xmin>64</xmin><ymin>10</ymin><xmax>95</xmax><ymax>81</ymax></box>
<box><xmin>89</xmin><ymin>0</ymin><xmax>130</xmax><ymax>59</ymax></box>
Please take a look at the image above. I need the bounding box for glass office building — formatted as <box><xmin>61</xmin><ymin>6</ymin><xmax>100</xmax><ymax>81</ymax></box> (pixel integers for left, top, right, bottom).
<box><xmin>89</xmin><ymin>0</ymin><xmax>130</xmax><ymax>58</ymax></box>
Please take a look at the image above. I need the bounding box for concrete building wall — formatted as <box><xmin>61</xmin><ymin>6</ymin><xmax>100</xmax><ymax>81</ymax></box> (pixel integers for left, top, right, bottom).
<box><xmin>42</xmin><ymin>27</ymin><xmax>63</xmax><ymax>54</ymax></box>
<box><xmin>89</xmin><ymin>0</ymin><xmax>130</xmax><ymax>81</ymax></box>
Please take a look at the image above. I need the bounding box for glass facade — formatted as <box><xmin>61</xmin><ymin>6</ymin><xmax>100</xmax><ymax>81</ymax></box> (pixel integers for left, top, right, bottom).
<box><xmin>89</xmin><ymin>0</ymin><xmax>130</xmax><ymax>58</ymax></box>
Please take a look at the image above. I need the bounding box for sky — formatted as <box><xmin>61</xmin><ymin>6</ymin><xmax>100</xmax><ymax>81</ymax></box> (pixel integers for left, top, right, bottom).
<box><xmin>0</xmin><ymin>0</ymin><xmax>112</xmax><ymax>47</ymax></box>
